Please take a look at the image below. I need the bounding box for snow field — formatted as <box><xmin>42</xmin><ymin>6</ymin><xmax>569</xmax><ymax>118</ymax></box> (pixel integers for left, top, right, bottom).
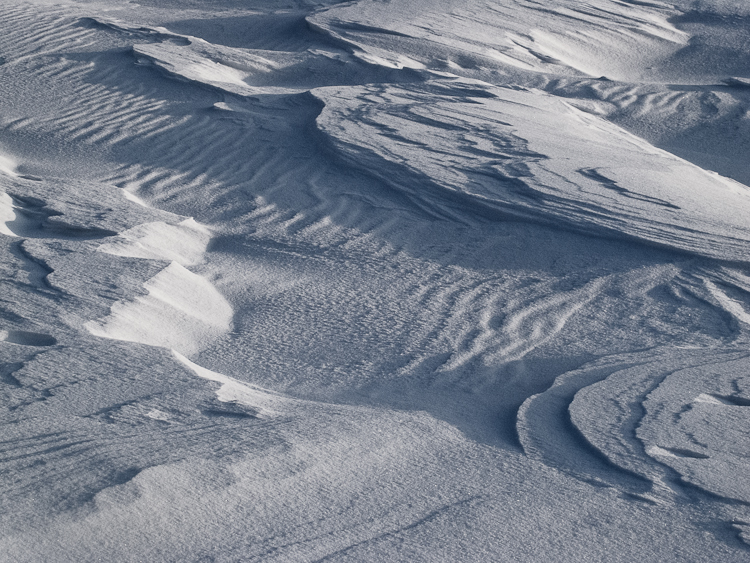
<box><xmin>0</xmin><ymin>0</ymin><xmax>749</xmax><ymax>561</ymax></box>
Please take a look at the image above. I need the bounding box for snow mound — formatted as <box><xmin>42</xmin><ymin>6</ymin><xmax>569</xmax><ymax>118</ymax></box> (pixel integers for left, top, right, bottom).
<box><xmin>85</xmin><ymin>261</ymin><xmax>232</xmax><ymax>355</ymax></box>
<box><xmin>97</xmin><ymin>218</ymin><xmax>211</xmax><ymax>266</ymax></box>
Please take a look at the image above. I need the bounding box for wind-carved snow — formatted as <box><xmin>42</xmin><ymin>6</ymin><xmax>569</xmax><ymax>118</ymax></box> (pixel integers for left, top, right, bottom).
<box><xmin>97</xmin><ymin>218</ymin><xmax>211</xmax><ymax>266</ymax></box>
<box><xmin>2</xmin><ymin>0</ymin><xmax>750</xmax><ymax>560</ymax></box>
<box><xmin>125</xmin><ymin>16</ymin><xmax>413</xmax><ymax>97</ymax></box>
<box><xmin>309</xmin><ymin>0</ymin><xmax>690</xmax><ymax>82</ymax></box>
<box><xmin>443</xmin><ymin>276</ymin><xmax>608</xmax><ymax>370</ymax></box>
<box><xmin>637</xmin><ymin>355</ymin><xmax>750</xmax><ymax>505</ymax></box>
<box><xmin>0</xmin><ymin>329</ymin><xmax>56</xmax><ymax>346</ymax></box>
<box><xmin>0</xmin><ymin>154</ymin><xmax>18</xmax><ymax>177</ymax></box>
<box><xmin>85</xmin><ymin>262</ymin><xmax>232</xmax><ymax>356</ymax></box>
<box><xmin>703</xmin><ymin>279</ymin><xmax>750</xmax><ymax>327</ymax></box>
<box><xmin>314</xmin><ymin>79</ymin><xmax>750</xmax><ymax>261</ymax></box>
<box><xmin>0</xmin><ymin>154</ymin><xmax>24</xmax><ymax>236</ymax></box>
<box><xmin>0</xmin><ymin>192</ymin><xmax>18</xmax><ymax>236</ymax></box>
<box><xmin>173</xmin><ymin>350</ymin><xmax>292</xmax><ymax>417</ymax></box>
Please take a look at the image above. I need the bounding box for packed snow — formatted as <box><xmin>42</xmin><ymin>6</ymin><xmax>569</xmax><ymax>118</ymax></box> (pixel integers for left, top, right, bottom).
<box><xmin>1</xmin><ymin>0</ymin><xmax>750</xmax><ymax>561</ymax></box>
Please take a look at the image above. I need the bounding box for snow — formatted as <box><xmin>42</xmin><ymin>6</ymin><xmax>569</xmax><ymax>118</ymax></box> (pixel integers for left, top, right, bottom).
<box><xmin>85</xmin><ymin>261</ymin><xmax>233</xmax><ymax>355</ymax></box>
<box><xmin>1</xmin><ymin>0</ymin><xmax>750</xmax><ymax>561</ymax></box>
<box><xmin>97</xmin><ymin>218</ymin><xmax>211</xmax><ymax>266</ymax></box>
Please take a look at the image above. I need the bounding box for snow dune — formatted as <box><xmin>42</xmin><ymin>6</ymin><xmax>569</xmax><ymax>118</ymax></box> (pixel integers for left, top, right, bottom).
<box><xmin>1</xmin><ymin>0</ymin><xmax>750</xmax><ymax>561</ymax></box>
<box><xmin>97</xmin><ymin>218</ymin><xmax>211</xmax><ymax>266</ymax></box>
<box><xmin>85</xmin><ymin>261</ymin><xmax>232</xmax><ymax>356</ymax></box>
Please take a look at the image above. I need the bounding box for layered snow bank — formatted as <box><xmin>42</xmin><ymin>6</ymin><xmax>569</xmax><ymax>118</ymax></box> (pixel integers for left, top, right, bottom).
<box><xmin>314</xmin><ymin>79</ymin><xmax>750</xmax><ymax>262</ymax></box>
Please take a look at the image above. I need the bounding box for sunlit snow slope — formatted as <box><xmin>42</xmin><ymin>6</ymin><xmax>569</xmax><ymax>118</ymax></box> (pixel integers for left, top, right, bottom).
<box><xmin>1</xmin><ymin>0</ymin><xmax>750</xmax><ymax>561</ymax></box>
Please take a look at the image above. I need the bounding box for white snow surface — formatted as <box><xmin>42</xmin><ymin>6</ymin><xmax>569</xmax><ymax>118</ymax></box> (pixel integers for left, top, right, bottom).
<box><xmin>1</xmin><ymin>0</ymin><xmax>750</xmax><ymax>561</ymax></box>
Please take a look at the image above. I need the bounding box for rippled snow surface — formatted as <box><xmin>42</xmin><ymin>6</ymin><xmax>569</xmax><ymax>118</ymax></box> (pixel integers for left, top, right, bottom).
<box><xmin>1</xmin><ymin>0</ymin><xmax>750</xmax><ymax>560</ymax></box>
